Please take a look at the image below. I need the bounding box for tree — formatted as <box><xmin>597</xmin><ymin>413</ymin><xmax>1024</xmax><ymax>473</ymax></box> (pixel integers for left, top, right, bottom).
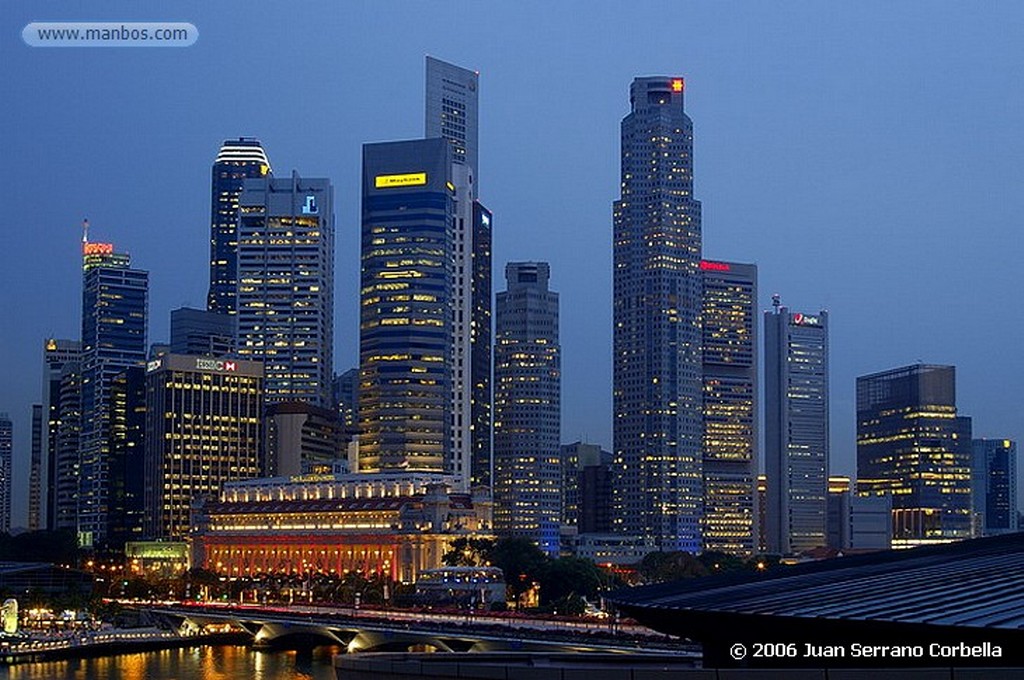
<box><xmin>442</xmin><ymin>537</ymin><xmax>496</xmax><ymax>567</ymax></box>
<box><xmin>698</xmin><ymin>550</ymin><xmax>746</xmax><ymax>574</ymax></box>
<box><xmin>539</xmin><ymin>557</ymin><xmax>603</xmax><ymax>606</ymax></box>
<box><xmin>488</xmin><ymin>537</ymin><xmax>549</xmax><ymax>607</ymax></box>
<box><xmin>637</xmin><ymin>551</ymin><xmax>708</xmax><ymax>583</ymax></box>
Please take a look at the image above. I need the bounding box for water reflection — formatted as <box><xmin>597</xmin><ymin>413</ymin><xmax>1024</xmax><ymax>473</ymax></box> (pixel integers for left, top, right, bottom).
<box><xmin>0</xmin><ymin>645</ymin><xmax>341</xmax><ymax>680</ymax></box>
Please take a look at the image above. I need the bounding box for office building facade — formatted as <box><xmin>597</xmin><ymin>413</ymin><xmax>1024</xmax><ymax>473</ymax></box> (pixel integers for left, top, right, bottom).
<box><xmin>359</xmin><ymin>138</ymin><xmax>454</xmax><ymax>475</ymax></box>
<box><xmin>425</xmin><ymin>57</ymin><xmax>491</xmax><ymax>492</ymax></box>
<box><xmin>144</xmin><ymin>354</ymin><xmax>263</xmax><ymax>540</ymax></box>
<box><xmin>52</xmin><ymin>361</ymin><xmax>82</xmax><ymax>532</ymax></box>
<box><xmin>79</xmin><ymin>241</ymin><xmax>148</xmax><ymax>547</ymax></box>
<box><xmin>612</xmin><ymin>76</ymin><xmax>704</xmax><ymax>552</ymax></box>
<box><xmin>425</xmin><ymin>56</ymin><xmax>479</xmax><ymax>182</ymax></box>
<box><xmin>236</xmin><ymin>172</ymin><xmax>334</xmax><ymax>407</ymax></box>
<box><xmin>264</xmin><ymin>401</ymin><xmax>348</xmax><ymax>477</ymax></box>
<box><xmin>493</xmin><ymin>262</ymin><xmax>561</xmax><ymax>556</ymax></box>
<box><xmin>701</xmin><ymin>260</ymin><xmax>758</xmax><ymax>555</ymax></box>
<box><xmin>856</xmin><ymin>364</ymin><xmax>972</xmax><ymax>546</ymax></box>
<box><xmin>561</xmin><ymin>441</ymin><xmax>613</xmax><ymax>535</ymax></box>
<box><xmin>41</xmin><ymin>338</ymin><xmax>81</xmax><ymax>531</ymax></box>
<box><xmin>108</xmin><ymin>366</ymin><xmax>146</xmax><ymax>547</ymax></box>
<box><xmin>333</xmin><ymin>368</ymin><xmax>359</xmax><ymax>431</ymax></box>
<box><xmin>29</xmin><ymin>404</ymin><xmax>43</xmax><ymax>531</ymax></box>
<box><xmin>170</xmin><ymin>307</ymin><xmax>235</xmax><ymax>357</ymax></box>
<box><xmin>0</xmin><ymin>414</ymin><xmax>11</xmax><ymax>533</ymax></box>
<box><xmin>764</xmin><ymin>301</ymin><xmax>829</xmax><ymax>554</ymax></box>
<box><xmin>972</xmin><ymin>439</ymin><xmax>1018</xmax><ymax>536</ymax></box>
<box><xmin>470</xmin><ymin>203</ymin><xmax>492</xmax><ymax>489</ymax></box>
<box><xmin>207</xmin><ymin>138</ymin><xmax>272</xmax><ymax>315</ymax></box>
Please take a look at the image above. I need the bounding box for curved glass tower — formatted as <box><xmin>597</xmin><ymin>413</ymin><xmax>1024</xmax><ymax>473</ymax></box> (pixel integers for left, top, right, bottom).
<box><xmin>207</xmin><ymin>137</ymin><xmax>271</xmax><ymax>315</ymax></box>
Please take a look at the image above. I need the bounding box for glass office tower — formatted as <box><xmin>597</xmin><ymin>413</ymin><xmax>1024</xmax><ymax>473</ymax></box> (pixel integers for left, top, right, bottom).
<box><xmin>359</xmin><ymin>138</ymin><xmax>454</xmax><ymax>474</ymax></box>
<box><xmin>207</xmin><ymin>138</ymin><xmax>272</xmax><ymax>315</ymax></box>
<box><xmin>612</xmin><ymin>76</ymin><xmax>704</xmax><ymax>552</ymax></box>
<box><xmin>701</xmin><ymin>260</ymin><xmax>758</xmax><ymax>555</ymax></box>
<box><xmin>493</xmin><ymin>262</ymin><xmax>561</xmax><ymax>556</ymax></box>
<box><xmin>79</xmin><ymin>241</ymin><xmax>148</xmax><ymax>548</ymax></box>
<box><xmin>764</xmin><ymin>301</ymin><xmax>829</xmax><ymax>555</ymax></box>
<box><xmin>857</xmin><ymin>364</ymin><xmax>972</xmax><ymax>546</ymax></box>
<box><xmin>235</xmin><ymin>172</ymin><xmax>334</xmax><ymax>407</ymax></box>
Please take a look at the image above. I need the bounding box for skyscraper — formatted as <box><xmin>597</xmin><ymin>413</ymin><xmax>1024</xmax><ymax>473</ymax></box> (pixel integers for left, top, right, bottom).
<box><xmin>612</xmin><ymin>76</ymin><xmax>703</xmax><ymax>552</ymax></box>
<box><xmin>764</xmin><ymin>300</ymin><xmax>829</xmax><ymax>555</ymax></box>
<box><xmin>53</xmin><ymin>360</ymin><xmax>82</xmax><ymax>532</ymax></box>
<box><xmin>470</xmin><ymin>203</ymin><xmax>492</xmax><ymax>489</ymax></box>
<box><xmin>562</xmin><ymin>441</ymin><xmax>613</xmax><ymax>535</ymax></box>
<box><xmin>425</xmin><ymin>57</ymin><xmax>491</xmax><ymax>491</ymax></box>
<box><xmin>701</xmin><ymin>260</ymin><xmax>758</xmax><ymax>555</ymax></box>
<box><xmin>108</xmin><ymin>366</ymin><xmax>146</xmax><ymax>547</ymax></box>
<box><xmin>235</xmin><ymin>172</ymin><xmax>334</xmax><ymax>407</ymax></box>
<box><xmin>207</xmin><ymin>138</ymin><xmax>272</xmax><ymax>315</ymax></box>
<box><xmin>144</xmin><ymin>354</ymin><xmax>263</xmax><ymax>540</ymax></box>
<box><xmin>425</xmin><ymin>56</ymin><xmax>479</xmax><ymax>183</ymax></box>
<box><xmin>0</xmin><ymin>414</ymin><xmax>11</xmax><ymax>533</ymax></box>
<box><xmin>29</xmin><ymin>404</ymin><xmax>43</xmax><ymax>531</ymax></box>
<box><xmin>493</xmin><ymin>262</ymin><xmax>561</xmax><ymax>556</ymax></box>
<box><xmin>359</xmin><ymin>138</ymin><xmax>454</xmax><ymax>475</ymax></box>
<box><xmin>170</xmin><ymin>307</ymin><xmax>235</xmax><ymax>356</ymax></box>
<box><xmin>79</xmin><ymin>239</ymin><xmax>148</xmax><ymax>547</ymax></box>
<box><xmin>857</xmin><ymin>364</ymin><xmax>972</xmax><ymax>546</ymax></box>
<box><xmin>41</xmin><ymin>338</ymin><xmax>81</xmax><ymax>531</ymax></box>
<box><xmin>332</xmin><ymin>368</ymin><xmax>360</xmax><ymax>431</ymax></box>
<box><xmin>971</xmin><ymin>438</ymin><xmax>1018</xmax><ymax>536</ymax></box>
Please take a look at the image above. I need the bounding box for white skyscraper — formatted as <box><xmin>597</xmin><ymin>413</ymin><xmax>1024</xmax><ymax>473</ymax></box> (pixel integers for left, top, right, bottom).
<box><xmin>425</xmin><ymin>57</ymin><xmax>491</xmax><ymax>492</ymax></box>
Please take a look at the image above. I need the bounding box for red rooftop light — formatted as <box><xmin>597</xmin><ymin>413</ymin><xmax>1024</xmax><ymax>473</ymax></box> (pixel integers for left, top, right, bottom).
<box><xmin>83</xmin><ymin>242</ymin><xmax>114</xmax><ymax>255</ymax></box>
<box><xmin>671</xmin><ymin>78</ymin><xmax>684</xmax><ymax>92</ymax></box>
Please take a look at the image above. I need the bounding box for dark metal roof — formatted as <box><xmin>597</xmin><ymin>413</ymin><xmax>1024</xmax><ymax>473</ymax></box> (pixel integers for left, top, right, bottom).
<box><xmin>611</xmin><ymin>532</ymin><xmax>1024</xmax><ymax>630</ymax></box>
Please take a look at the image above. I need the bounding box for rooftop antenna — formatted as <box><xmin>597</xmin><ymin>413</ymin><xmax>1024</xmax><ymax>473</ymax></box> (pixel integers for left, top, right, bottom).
<box><xmin>82</xmin><ymin>218</ymin><xmax>90</xmax><ymax>246</ymax></box>
<box><xmin>771</xmin><ymin>293</ymin><xmax>781</xmax><ymax>312</ymax></box>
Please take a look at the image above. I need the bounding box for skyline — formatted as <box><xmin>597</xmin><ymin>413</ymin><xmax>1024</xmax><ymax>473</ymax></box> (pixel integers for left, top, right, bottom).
<box><xmin>3</xmin><ymin>2</ymin><xmax>1024</xmax><ymax>527</ymax></box>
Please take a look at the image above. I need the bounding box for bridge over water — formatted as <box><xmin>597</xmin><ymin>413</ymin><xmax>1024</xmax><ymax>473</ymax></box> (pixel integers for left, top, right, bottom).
<box><xmin>142</xmin><ymin>604</ymin><xmax>698</xmax><ymax>656</ymax></box>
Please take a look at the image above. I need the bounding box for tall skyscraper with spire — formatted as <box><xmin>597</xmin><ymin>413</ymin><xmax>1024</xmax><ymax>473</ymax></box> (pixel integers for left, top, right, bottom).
<box><xmin>207</xmin><ymin>138</ymin><xmax>272</xmax><ymax>315</ymax></box>
<box><xmin>612</xmin><ymin>77</ymin><xmax>703</xmax><ymax>552</ymax></box>
<box><xmin>425</xmin><ymin>57</ymin><xmax>492</xmax><ymax>492</ymax></box>
<box><xmin>78</xmin><ymin>230</ymin><xmax>148</xmax><ymax>548</ymax></box>
<box><xmin>765</xmin><ymin>299</ymin><xmax>829</xmax><ymax>554</ymax></box>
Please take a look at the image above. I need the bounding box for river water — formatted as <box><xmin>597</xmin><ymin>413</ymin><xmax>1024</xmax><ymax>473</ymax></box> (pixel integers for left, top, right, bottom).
<box><xmin>0</xmin><ymin>645</ymin><xmax>340</xmax><ymax>680</ymax></box>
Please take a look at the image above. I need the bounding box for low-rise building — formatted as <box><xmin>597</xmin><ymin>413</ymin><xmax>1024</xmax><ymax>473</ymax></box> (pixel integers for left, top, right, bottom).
<box><xmin>191</xmin><ymin>472</ymin><xmax>492</xmax><ymax>583</ymax></box>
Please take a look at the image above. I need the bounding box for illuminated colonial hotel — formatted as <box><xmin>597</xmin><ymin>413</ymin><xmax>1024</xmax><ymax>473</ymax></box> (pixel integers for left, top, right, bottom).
<box><xmin>700</xmin><ymin>259</ymin><xmax>757</xmax><ymax>555</ymax></box>
<box><xmin>191</xmin><ymin>473</ymin><xmax>492</xmax><ymax>582</ymax></box>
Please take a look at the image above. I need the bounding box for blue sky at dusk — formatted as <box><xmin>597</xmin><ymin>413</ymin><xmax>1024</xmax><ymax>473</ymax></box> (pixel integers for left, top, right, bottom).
<box><xmin>2</xmin><ymin>2</ymin><xmax>1023</xmax><ymax>527</ymax></box>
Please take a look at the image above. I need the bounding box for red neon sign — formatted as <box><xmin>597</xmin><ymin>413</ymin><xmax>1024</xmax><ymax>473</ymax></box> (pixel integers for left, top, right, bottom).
<box><xmin>83</xmin><ymin>242</ymin><xmax>114</xmax><ymax>255</ymax></box>
<box><xmin>700</xmin><ymin>260</ymin><xmax>730</xmax><ymax>272</ymax></box>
